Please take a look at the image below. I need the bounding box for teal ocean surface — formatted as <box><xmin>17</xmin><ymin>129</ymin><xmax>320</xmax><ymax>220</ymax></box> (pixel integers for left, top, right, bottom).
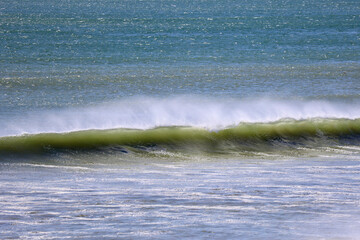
<box><xmin>1</xmin><ymin>0</ymin><xmax>360</xmax><ymax>239</ymax></box>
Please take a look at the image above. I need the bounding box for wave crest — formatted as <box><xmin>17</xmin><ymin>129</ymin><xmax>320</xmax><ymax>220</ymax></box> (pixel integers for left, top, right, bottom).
<box><xmin>2</xmin><ymin>96</ymin><xmax>360</xmax><ymax>137</ymax></box>
<box><xmin>1</xmin><ymin>118</ymin><xmax>360</xmax><ymax>155</ymax></box>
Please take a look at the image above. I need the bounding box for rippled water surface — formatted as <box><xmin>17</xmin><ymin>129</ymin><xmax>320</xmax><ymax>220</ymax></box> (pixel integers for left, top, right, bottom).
<box><xmin>1</xmin><ymin>156</ymin><xmax>360</xmax><ymax>239</ymax></box>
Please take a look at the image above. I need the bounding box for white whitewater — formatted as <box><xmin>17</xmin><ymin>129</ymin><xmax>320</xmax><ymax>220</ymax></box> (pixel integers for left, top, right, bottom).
<box><xmin>2</xmin><ymin>96</ymin><xmax>360</xmax><ymax>137</ymax></box>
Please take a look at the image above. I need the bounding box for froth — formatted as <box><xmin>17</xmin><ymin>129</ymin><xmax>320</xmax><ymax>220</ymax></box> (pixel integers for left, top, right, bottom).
<box><xmin>2</xmin><ymin>96</ymin><xmax>360</xmax><ymax>137</ymax></box>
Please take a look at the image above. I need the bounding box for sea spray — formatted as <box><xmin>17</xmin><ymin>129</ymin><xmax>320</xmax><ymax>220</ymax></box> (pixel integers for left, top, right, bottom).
<box><xmin>2</xmin><ymin>96</ymin><xmax>360</xmax><ymax>137</ymax></box>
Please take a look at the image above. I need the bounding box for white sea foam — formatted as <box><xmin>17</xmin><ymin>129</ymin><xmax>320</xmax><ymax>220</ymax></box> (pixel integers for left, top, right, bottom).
<box><xmin>2</xmin><ymin>96</ymin><xmax>360</xmax><ymax>137</ymax></box>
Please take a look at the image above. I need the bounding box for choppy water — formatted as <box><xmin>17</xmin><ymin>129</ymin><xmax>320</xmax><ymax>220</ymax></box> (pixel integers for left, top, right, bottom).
<box><xmin>1</xmin><ymin>0</ymin><xmax>360</xmax><ymax>239</ymax></box>
<box><xmin>1</xmin><ymin>157</ymin><xmax>360</xmax><ymax>239</ymax></box>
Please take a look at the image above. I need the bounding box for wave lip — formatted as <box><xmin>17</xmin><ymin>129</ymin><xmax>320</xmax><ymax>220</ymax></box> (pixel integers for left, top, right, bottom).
<box><xmin>2</xmin><ymin>96</ymin><xmax>360</xmax><ymax>137</ymax></box>
<box><xmin>1</xmin><ymin>118</ymin><xmax>360</xmax><ymax>155</ymax></box>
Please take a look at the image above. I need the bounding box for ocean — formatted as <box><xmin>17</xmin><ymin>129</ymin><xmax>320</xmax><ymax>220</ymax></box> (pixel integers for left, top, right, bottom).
<box><xmin>1</xmin><ymin>0</ymin><xmax>360</xmax><ymax>239</ymax></box>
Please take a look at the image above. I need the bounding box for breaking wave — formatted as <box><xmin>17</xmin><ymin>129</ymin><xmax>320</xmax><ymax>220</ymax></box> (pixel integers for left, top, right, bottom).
<box><xmin>1</xmin><ymin>118</ymin><xmax>360</xmax><ymax>155</ymax></box>
<box><xmin>2</xmin><ymin>96</ymin><xmax>360</xmax><ymax>137</ymax></box>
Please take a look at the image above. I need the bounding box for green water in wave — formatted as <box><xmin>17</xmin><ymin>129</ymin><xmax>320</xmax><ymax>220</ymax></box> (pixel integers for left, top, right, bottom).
<box><xmin>2</xmin><ymin>118</ymin><xmax>360</xmax><ymax>154</ymax></box>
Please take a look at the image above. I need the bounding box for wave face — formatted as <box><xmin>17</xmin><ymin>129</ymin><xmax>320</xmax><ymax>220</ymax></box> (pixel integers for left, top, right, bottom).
<box><xmin>2</xmin><ymin>96</ymin><xmax>360</xmax><ymax>137</ymax></box>
<box><xmin>1</xmin><ymin>118</ymin><xmax>360</xmax><ymax>155</ymax></box>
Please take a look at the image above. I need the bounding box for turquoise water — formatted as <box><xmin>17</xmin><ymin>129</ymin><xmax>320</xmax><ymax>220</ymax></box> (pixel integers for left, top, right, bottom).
<box><xmin>1</xmin><ymin>0</ymin><xmax>360</xmax><ymax>239</ymax></box>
